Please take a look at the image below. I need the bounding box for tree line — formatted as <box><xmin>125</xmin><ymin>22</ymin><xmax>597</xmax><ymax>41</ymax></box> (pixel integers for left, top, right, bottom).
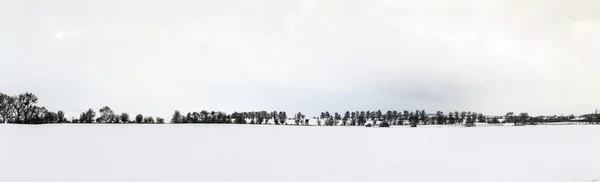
<box><xmin>0</xmin><ymin>92</ymin><xmax>164</xmax><ymax>124</ymax></box>
<box><xmin>1</xmin><ymin>92</ymin><xmax>598</xmax><ymax>126</ymax></box>
<box><xmin>315</xmin><ymin>110</ymin><xmax>482</xmax><ymax>127</ymax></box>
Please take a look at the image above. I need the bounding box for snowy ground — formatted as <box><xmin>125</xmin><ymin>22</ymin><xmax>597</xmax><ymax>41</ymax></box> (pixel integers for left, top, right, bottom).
<box><xmin>1</xmin><ymin>124</ymin><xmax>599</xmax><ymax>182</ymax></box>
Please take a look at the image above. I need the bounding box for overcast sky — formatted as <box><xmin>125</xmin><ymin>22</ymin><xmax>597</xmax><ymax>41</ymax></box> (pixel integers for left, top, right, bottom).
<box><xmin>1</xmin><ymin>0</ymin><xmax>599</xmax><ymax>119</ymax></box>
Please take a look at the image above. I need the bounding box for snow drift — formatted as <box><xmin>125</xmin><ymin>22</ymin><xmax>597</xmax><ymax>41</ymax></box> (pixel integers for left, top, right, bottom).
<box><xmin>1</xmin><ymin>124</ymin><xmax>599</xmax><ymax>182</ymax></box>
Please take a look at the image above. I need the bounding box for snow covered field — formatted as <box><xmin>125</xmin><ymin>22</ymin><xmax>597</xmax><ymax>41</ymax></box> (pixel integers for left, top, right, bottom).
<box><xmin>1</xmin><ymin>124</ymin><xmax>599</xmax><ymax>182</ymax></box>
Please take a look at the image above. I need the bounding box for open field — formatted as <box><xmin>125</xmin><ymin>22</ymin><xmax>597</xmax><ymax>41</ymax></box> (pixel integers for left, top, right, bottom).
<box><xmin>1</xmin><ymin>124</ymin><xmax>599</xmax><ymax>182</ymax></box>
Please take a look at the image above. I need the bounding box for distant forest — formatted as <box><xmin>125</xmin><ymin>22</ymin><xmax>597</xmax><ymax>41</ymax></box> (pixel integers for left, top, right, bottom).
<box><xmin>1</xmin><ymin>92</ymin><xmax>599</xmax><ymax>126</ymax></box>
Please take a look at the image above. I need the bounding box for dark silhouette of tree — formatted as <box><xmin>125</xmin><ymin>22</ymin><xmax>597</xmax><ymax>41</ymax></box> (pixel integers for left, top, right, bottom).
<box><xmin>99</xmin><ymin>106</ymin><xmax>114</xmax><ymax>123</ymax></box>
<box><xmin>156</xmin><ymin>117</ymin><xmax>165</xmax><ymax>124</ymax></box>
<box><xmin>374</xmin><ymin>110</ymin><xmax>382</xmax><ymax>125</ymax></box>
<box><xmin>0</xmin><ymin>93</ymin><xmax>15</xmax><ymax>123</ymax></box>
<box><xmin>11</xmin><ymin>92</ymin><xmax>38</xmax><ymax>124</ymax></box>
<box><xmin>111</xmin><ymin>114</ymin><xmax>120</xmax><ymax>123</ymax></box>
<box><xmin>505</xmin><ymin>112</ymin><xmax>514</xmax><ymax>124</ymax></box>
<box><xmin>459</xmin><ymin>111</ymin><xmax>466</xmax><ymax>124</ymax></box>
<box><xmin>392</xmin><ymin>110</ymin><xmax>399</xmax><ymax>125</ymax></box>
<box><xmin>295</xmin><ymin>112</ymin><xmax>304</xmax><ymax>125</ymax></box>
<box><xmin>358</xmin><ymin>111</ymin><xmax>366</xmax><ymax>125</ymax></box>
<box><xmin>27</xmin><ymin>106</ymin><xmax>45</xmax><ymax>124</ymax></box>
<box><xmin>120</xmin><ymin>113</ymin><xmax>130</xmax><ymax>123</ymax></box>
<box><xmin>409</xmin><ymin>111</ymin><xmax>418</xmax><ymax>127</ymax></box>
<box><xmin>385</xmin><ymin>110</ymin><xmax>393</xmax><ymax>125</ymax></box>
<box><xmin>343</xmin><ymin>111</ymin><xmax>350</xmax><ymax>126</ymax></box>
<box><xmin>79</xmin><ymin>109</ymin><xmax>96</xmax><ymax>123</ymax></box>
<box><xmin>334</xmin><ymin>112</ymin><xmax>341</xmax><ymax>125</ymax></box>
<box><xmin>477</xmin><ymin>113</ymin><xmax>485</xmax><ymax>123</ymax></box>
<box><xmin>256</xmin><ymin>111</ymin><xmax>267</xmax><ymax>124</ymax></box>
<box><xmin>57</xmin><ymin>110</ymin><xmax>66</xmax><ymax>123</ymax></box>
<box><xmin>278</xmin><ymin>111</ymin><xmax>287</xmax><ymax>125</ymax></box>
<box><xmin>135</xmin><ymin>114</ymin><xmax>143</xmax><ymax>123</ymax></box>
<box><xmin>465</xmin><ymin>112</ymin><xmax>476</xmax><ymax>127</ymax></box>
<box><xmin>516</xmin><ymin>113</ymin><xmax>529</xmax><ymax>126</ymax></box>
<box><xmin>379</xmin><ymin>121</ymin><xmax>390</xmax><ymax>127</ymax></box>
<box><xmin>350</xmin><ymin>112</ymin><xmax>356</xmax><ymax>125</ymax></box>
<box><xmin>453</xmin><ymin>111</ymin><xmax>460</xmax><ymax>124</ymax></box>
<box><xmin>272</xmin><ymin>111</ymin><xmax>279</xmax><ymax>124</ymax></box>
<box><xmin>325</xmin><ymin>114</ymin><xmax>334</xmax><ymax>126</ymax></box>
<box><xmin>491</xmin><ymin>117</ymin><xmax>499</xmax><ymax>123</ymax></box>
<box><xmin>43</xmin><ymin>111</ymin><xmax>57</xmax><ymax>123</ymax></box>
<box><xmin>143</xmin><ymin>116</ymin><xmax>154</xmax><ymax>124</ymax></box>
<box><xmin>171</xmin><ymin>110</ymin><xmax>182</xmax><ymax>124</ymax></box>
<box><xmin>232</xmin><ymin>112</ymin><xmax>246</xmax><ymax>124</ymax></box>
<box><xmin>402</xmin><ymin>110</ymin><xmax>409</xmax><ymax>125</ymax></box>
<box><xmin>436</xmin><ymin>111</ymin><xmax>444</xmax><ymax>125</ymax></box>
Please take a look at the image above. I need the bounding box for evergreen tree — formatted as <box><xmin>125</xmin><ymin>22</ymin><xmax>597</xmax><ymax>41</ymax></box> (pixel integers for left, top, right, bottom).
<box><xmin>171</xmin><ymin>110</ymin><xmax>182</xmax><ymax>124</ymax></box>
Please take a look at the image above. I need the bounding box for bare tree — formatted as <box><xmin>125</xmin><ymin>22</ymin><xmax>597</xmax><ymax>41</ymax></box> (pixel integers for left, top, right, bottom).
<box><xmin>12</xmin><ymin>92</ymin><xmax>38</xmax><ymax>124</ymax></box>
<box><xmin>0</xmin><ymin>93</ymin><xmax>15</xmax><ymax>123</ymax></box>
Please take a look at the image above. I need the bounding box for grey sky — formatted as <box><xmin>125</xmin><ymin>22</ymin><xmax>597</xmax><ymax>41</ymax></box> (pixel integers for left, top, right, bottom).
<box><xmin>1</xmin><ymin>0</ymin><xmax>599</xmax><ymax>119</ymax></box>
